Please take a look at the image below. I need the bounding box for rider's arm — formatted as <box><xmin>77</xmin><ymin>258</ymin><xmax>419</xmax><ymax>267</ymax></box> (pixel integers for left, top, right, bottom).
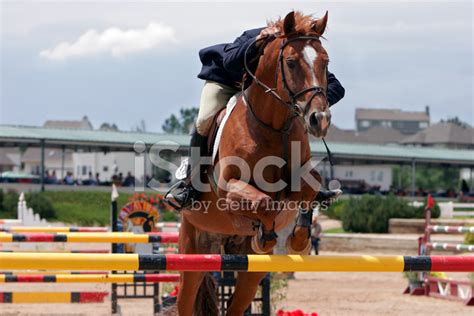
<box><xmin>222</xmin><ymin>28</ymin><xmax>265</xmax><ymax>73</ymax></box>
<box><xmin>327</xmin><ymin>71</ymin><xmax>345</xmax><ymax>106</ymax></box>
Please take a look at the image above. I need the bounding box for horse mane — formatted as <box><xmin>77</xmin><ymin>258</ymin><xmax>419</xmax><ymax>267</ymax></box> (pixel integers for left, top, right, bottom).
<box><xmin>268</xmin><ymin>11</ymin><xmax>317</xmax><ymax>35</ymax></box>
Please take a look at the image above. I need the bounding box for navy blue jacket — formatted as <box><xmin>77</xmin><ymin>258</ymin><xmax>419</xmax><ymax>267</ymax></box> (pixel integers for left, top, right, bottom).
<box><xmin>197</xmin><ymin>28</ymin><xmax>345</xmax><ymax>106</ymax></box>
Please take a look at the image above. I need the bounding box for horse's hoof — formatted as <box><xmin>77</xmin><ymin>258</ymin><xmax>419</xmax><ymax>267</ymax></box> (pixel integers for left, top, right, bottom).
<box><xmin>286</xmin><ymin>237</ymin><xmax>311</xmax><ymax>255</ymax></box>
<box><xmin>251</xmin><ymin>234</ymin><xmax>269</xmax><ymax>254</ymax></box>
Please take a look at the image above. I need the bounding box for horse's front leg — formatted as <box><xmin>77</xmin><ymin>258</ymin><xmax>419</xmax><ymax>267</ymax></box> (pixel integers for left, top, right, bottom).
<box><xmin>220</xmin><ymin>178</ymin><xmax>277</xmax><ymax>254</ymax></box>
<box><xmin>286</xmin><ymin>207</ymin><xmax>313</xmax><ymax>254</ymax></box>
<box><xmin>285</xmin><ymin>168</ymin><xmax>322</xmax><ymax>254</ymax></box>
<box><xmin>177</xmin><ymin>216</ymin><xmax>206</xmax><ymax>316</ymax></box>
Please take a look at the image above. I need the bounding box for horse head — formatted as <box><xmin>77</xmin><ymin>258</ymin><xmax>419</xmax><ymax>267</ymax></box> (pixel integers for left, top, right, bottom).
<box><xmin>254</xmin><ymin>11</ymin><xmax>331</xmax><ymax>137</ymax></box>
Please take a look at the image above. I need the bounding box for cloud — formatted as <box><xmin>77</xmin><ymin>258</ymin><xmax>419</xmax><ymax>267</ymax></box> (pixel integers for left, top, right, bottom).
<box><xmin>39</xmin><ymin>22</ymin><xmax>177</xmax><ymax>61</ymax></box>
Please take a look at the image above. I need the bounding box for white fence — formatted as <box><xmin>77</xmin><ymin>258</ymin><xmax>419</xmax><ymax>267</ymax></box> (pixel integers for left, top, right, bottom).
<box><xmin>438</xmin><ymin>202</ymin><xmax>474</xmax><ymax>218</ymax></box>
<box><xmin>0</xmin><ymin>193</ymin><xmax>47</xmax><ymax>227</ymax></box>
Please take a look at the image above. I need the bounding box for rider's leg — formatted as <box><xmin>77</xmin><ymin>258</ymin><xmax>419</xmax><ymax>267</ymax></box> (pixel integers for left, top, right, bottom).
<box><xmin>195</xmin><ymin>80</ymin><xmax>238</xmax><ymax>136</ymax></box>
<box><xmin>167</xmin><ymin>80</ymin><xmax>237</xmax><ymax>208</ymax></box>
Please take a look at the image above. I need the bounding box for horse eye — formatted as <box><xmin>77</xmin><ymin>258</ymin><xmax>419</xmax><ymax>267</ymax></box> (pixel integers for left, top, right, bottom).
<box><xmin>286</xmin><ymin>58</ymin><xmax>297</xmax><ymax>69</ymax></box>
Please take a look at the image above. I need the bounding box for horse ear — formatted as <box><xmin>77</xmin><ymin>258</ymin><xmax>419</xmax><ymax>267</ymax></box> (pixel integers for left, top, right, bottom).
<box><xmin>312</xmin><ymin>11</ymin><xmax>328</xmax><ymax>36</ymax></box>
<box><xmin>283</xmin><ymin>11</ymin><xmax>296</xmax><ymax>35</ymax></box>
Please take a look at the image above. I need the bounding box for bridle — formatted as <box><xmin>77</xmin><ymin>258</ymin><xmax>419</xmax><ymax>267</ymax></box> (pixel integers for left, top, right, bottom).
<box><xmin>241</xmin><ymin>34</ymin><xmax>333</xmax><ymax>199</ymax></box>
<box><xmin>243</xmin><ymin>34</ymin><xmax>328</xmax><ymax>131</ymax></box>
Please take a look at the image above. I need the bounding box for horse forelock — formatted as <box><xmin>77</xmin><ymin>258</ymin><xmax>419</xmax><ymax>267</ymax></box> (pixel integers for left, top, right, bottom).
<box><xmin>269</xmin><ymin>11</ymin><xmax>319</xmax><ymax>36</ymax></box>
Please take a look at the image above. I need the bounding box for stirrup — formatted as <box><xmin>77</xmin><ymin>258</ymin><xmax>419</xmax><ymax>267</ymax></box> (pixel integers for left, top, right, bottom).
<box><xmin>164</xmin><ymin>181</ymin><xmax>187</xmax><ymax>211</ymax></box>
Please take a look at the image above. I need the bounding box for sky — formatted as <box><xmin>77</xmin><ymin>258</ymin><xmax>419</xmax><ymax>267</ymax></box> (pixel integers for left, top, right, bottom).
<box><xmin>1</xmin><ymin>0</ymin><xmax>472</xmax><ymax>132</ymax></box>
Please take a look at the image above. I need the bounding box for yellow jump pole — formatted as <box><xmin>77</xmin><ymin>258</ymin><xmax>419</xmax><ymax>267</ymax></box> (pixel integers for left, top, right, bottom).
<box><xmin>0</xmin><ymin>253</ymin><xmax>472</xmax><ymax>272</ymax></box>
<box><xmin>0</xmin><ymin>232</ymin><xmax>178</xmax><ymax>243</ymax></box>
<box><xmin>0</xmin><ymin>273</ymin><xmax>180</xmax><ymax>283</ymax></box>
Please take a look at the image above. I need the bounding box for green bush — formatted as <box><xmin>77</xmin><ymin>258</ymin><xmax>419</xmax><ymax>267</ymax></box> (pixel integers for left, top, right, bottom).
<box><xmin>42</xmin><ymin>191</ymin><xmax>133</xmax><ymax>226</ymax></box>
<box><xmin>0</xmin><ymin>189</ymin><xmax>4</xmax><ymax>210</ymax></box>
<box><xmin>340</xmin><ymin>194</ymin><xmax>438</xmax><ymax>233</ymax></box>
<box><xmin>1</xmin><ymin>191</ymin><xmax>19</xmax><ymax>218</ymax></box>
<box><xmin>323</xmin><ymin>199</ymin><xmax>347</xmax><ymax>220</ymax></box>
<box><xmin>25</xmin><ymin>193</ymin><xmax>57</xmax><ymax>220</ymax></box>
<box><xmin>161</xmin><ymin>210</ymin><xmax>179</xmax><ymax>222</ymax></box>
<box><xmin>465</xmin><ymin>231</ymin><xmax>474</xmax><ymax>245</ymax></box>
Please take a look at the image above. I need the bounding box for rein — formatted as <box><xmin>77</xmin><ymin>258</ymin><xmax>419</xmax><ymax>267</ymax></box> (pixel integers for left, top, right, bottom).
<box><xmin>241</xmin><ymin>35</ymin><xmax>333</xmax><ymax>199</ymax></box>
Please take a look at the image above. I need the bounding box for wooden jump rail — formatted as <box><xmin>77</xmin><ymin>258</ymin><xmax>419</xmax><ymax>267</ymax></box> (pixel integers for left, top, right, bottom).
<box><xmin>1</xmin><ymin>247</ymin><xmax>177</xmax><ymax>254</ymax></box>
<box><xmin>0</xmin><ymin>253</ymin><xmax>472</xmax><ymax>272</ymax></box>
<box><xmin>427</xmin><ymin>225</ymin><xmax>474</xmax><ymax>234</ymax></box>
<box><xmin>0</xmin><ymin>273</ymin><xmax>180</xmax><ymax>283</ymax></box>
<box><xmin>426</xmin><ymin>242</ymin><xmax>474</xmax><ymax>252</ymax></box>
<box><xmin>406</xmin><ymin>195</ymin><xmax>474</xmax><ymax>306</ymax></box>
<box><xmin>0</xmin><ymin>249</ymin><xmax>110</xmax><ymax>253</ymax></box>
<box><xmin>0</xmin><ymin>226</ymin><xmax>109</xmax><ymax>233</ymax></box>
<box><xmin>0</xmin><ymin>232</ymin><xmax>179</xmax><ymax>243</ymax></box>
<box><xmin>0</xmin><ymin>292</ymin><xmax>108</xmax><ymax>303</ymax></box>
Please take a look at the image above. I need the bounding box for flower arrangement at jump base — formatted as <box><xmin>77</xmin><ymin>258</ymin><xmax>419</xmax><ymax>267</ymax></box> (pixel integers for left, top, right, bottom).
<box><xmin>276</xmin><ymin>309</ymin><xmax>318</xmax><ymax>316</ymax></box>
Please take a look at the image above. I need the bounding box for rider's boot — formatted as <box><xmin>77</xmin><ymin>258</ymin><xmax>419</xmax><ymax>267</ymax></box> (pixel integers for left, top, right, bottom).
<box><xmin>165</xmin><ymin>128</ymin><xmax>208</xmax><ymax>209</ymax></box>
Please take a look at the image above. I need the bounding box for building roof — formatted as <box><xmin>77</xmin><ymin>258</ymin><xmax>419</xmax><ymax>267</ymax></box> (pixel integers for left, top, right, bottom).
<box><xmin>43</xmin><ymin>116</ymin><xmax>93</xmax><ymax>130</ymax></box>
<box><xmin>401</xmin><ymin>121</ymin><xmax>474</xmax><ymax>145</ymax></box>
<box><xmin>323</xmin><ymin>125</ymin><xmax>405</xmax><ymax>145</ymax></box>
<box><xmin>310</xmin><ymin>140</ymin><xmax>473</xmax><ymax>165</ymax></box>
<box><xmin>355</xmin><ymin>108</ymin><xmax>430</xmax><ymax>122</ymax></box>
<box><xmin>0</xmin><ymin>124</ymin><xmax>472</xmax><ymax>166</ymax></box>
<box><xmin>0</xmin><ymin>124</ymin><xmax>189</xmax><ymax>151</ymax></box>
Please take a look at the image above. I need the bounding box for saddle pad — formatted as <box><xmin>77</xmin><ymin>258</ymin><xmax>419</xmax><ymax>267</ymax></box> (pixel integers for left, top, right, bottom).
<box><xmin>211</xmin><ymin>93</ymin><xmax>241</xmax><ymax>163</ymax></box>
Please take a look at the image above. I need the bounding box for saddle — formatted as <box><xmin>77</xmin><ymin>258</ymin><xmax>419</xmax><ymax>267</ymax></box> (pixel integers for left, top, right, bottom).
<box><xmin>207</xmin><ymin>93</ymin><xmax>241</xmax><ymax>165</ymax></box>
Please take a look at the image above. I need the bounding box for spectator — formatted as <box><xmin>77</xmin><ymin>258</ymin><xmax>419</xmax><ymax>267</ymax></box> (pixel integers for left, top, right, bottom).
<box><xmin>111</xmin><ymin>174</ymin><xmax>121</xmax><ymax>186</ymax></box>
<box><xmin>87</xmin><ymin>171</ymin><xmax>96</xmax><ymax>185</ymax></box>
<box><xmin>44</xmin><ymin>170</ymin><xmax>51</xmax><ymax>184</ymax></box>
<box><xmin>64</xmin><ymin>172</ymin><xmax>74</xmax><ymax>185</ymax></box>
<box><xmin>123</xmin><ymin>172</ymin><xmax>135</xmax><ymax>187</ymax></box>
<box><xmin>311</xmin><ymin>217</ymin><xmax>322</xmax><ymax>255</ymax></box>
<box><xmin>95</xmin><ymin>173</ymin><xmax>101</xmax><ymax>186</ymax></box>
<box><xmin>50</xmin><ymin>171</ymin><xmax>58</xmax><ymax>184</ymax></box>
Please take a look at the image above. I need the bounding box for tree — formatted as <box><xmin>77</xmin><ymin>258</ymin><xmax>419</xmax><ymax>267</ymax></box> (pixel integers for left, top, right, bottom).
<box><xmin>99</xmin><ymin>123</ymin><xmax>119</xmax><ymax>131</ymax></box>
<box><xmin>392</xmin><ymin>165</ymin><xmax>461</xmax><ymax>191</ymax></box>
<box><xmin>132</xmin><ymin>119</ymin><xmax>147</xmax><ymax>133</ymax></box>
<box><xmin>162</xmin><ymin>107</ymin><xmax>199</xmax><ymax>134</ymax></box>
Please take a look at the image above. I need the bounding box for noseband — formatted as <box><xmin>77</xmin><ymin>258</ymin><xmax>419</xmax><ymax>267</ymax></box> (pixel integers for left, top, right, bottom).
<box><xmin>243</xmin><ymin>35</ymin><xmax>328</xmax><ymax>126</ymax></box>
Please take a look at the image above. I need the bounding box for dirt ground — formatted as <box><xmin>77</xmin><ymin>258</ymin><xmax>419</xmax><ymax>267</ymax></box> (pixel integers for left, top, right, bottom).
<box><xmin>1</xmin><ymin>252</ymin><xmax>472</xmax><ymax>316</ymax></box>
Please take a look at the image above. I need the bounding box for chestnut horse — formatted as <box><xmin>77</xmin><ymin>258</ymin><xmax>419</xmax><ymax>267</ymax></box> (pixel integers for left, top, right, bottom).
<box><xmin>177</xmin><ymin>11</ymin><xmax>331</xmax><ymax>315</ymax></box>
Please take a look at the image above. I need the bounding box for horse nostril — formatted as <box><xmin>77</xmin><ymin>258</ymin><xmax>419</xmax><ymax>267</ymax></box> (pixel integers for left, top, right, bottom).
<box><xmin>309</xmin><ymin>113</ymin><xmax>319</xmax><ymax>129</ymax></box>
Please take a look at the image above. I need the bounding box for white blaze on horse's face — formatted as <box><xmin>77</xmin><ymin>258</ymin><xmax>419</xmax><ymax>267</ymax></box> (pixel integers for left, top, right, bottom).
<box><xmin>302</xmin><ymin>45</ymin><xmax>318</xmax><ymax>86</ymax></box>
<box><xmin>300</xmin><ymin>43</ymin><xmax>331</xmax><ymax>138</ymax></box>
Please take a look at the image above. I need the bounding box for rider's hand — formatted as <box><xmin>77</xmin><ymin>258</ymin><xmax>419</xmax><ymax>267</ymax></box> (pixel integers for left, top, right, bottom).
<box><xmin>256</xmin><ymin>26</ymin><xmax>280</xmax><ymax>40</ymax></box>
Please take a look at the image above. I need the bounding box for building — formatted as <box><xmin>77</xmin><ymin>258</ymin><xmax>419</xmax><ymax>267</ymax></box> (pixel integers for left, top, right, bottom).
<box><xmin>355</xmin><ymin>106</ymin><xmax>430</xmax><ymax>135</ymax></box>
<box><xmin>401</xmin><ymin>121</ymin><xmax>474</xmax><ymax>150</ymax></box>
<box><xmin>43</xmin><ymin>116</ymin><xmax>93</xmax><ymax>130</ymax></box>
<box><xmin>331</xmin><ymin>164</ymin><xmax>393</xmax><ymax>191</ymax></box>
<box><xmin>0</xmin><ymin>149</ymin><xmax>18</xmax><ymax>173</ymax></box>
<box><xmin>322</xmin><ymin>125</ymin><xmax>405</xmax><ymax>145</ymax></box>
<box><xmin>21</xmin><ymin>148</ymin><xmax>74</xmax><ymax>178</ymax></box>
<box><xmin>72</xmin><ymin>151</ymin><xmax>153</xmax><ymax>184</ymax></box>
